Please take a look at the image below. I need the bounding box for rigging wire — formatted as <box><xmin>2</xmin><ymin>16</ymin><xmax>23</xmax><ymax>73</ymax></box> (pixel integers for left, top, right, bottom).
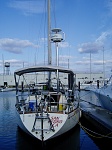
<box><xmin>35</xmin><ymin>0</ymin><xmax>47</xmax><ymax>65</ymax></box>
<box><xmin>50</xmin><ymin>0</ymin><xmax>57</xmax><ymax>65</ymax></box>
<box><xmin>23</xmin><ymin>1</ymin><xmax>47</xmax><ymax>66</ymax></box>
<box><xmin>51</xmin><ymin>0</ymin><xmax>57</xmax><ymax>28</ymax></box>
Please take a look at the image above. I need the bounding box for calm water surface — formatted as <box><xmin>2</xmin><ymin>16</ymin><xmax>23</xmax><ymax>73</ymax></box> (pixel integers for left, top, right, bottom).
<box><xmin>0</xmin><ymin>91</ymin><xmax>111</xmax><ymax>150</ymax></box>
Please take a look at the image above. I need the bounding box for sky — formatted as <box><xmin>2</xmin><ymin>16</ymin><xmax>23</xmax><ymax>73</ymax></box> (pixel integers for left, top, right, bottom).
<box><xmin>0</xmin><ymin>0</ymin><xmax>112</xmax><ymax>78</ymax></box>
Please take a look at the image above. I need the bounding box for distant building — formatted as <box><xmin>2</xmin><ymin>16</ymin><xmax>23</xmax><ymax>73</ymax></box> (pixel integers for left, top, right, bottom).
<box><xmin>0</xmin><ymin>72</ymin><xmax>104</xmax><ymax>88</ymax></box>
<box><xmin>76</xmin><ymin>72</ymin><xmax>104</xmax><ymax>89</ymax></box>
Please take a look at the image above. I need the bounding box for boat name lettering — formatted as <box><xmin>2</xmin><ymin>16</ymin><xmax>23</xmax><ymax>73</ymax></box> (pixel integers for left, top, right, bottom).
<box><xmin>51</xmin><ymin>116</ymin><xmax>63</xmax><ymax>127</ymax></box>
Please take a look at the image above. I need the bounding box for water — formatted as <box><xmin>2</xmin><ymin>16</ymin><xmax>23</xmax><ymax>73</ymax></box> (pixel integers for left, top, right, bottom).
<box><xmin>0</xmin><ymin>91</ymin><xmax>111</xmax><ymax>150</ymax></box>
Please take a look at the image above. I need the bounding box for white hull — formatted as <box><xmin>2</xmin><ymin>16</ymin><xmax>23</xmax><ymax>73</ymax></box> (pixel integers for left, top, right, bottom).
<box><xmin>1</xmin><ymin>87</ymin><xmax>15</xmax><ymax>92</ymax></box>
<box><xmin>16</xmin><ymin>108</ymin><xmax>80</xmax><ymax>141</ymax></box>
<box><xmin>79</xmin><ymin>90</ymin><xmax>101</xmax><ymax>106</ymax></box>
<box><xmin>87</xmin><ymin>82</ymin><xmax>112</xmax><ymax>112</ymax></box>
<box><xmin>91</xmin><ymin>88</ymin><xmax>112</xmax><ymax>112</ymax></box>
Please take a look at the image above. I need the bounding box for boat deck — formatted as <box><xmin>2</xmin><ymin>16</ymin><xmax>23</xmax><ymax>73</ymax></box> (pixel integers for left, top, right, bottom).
<box><xmin>80</xmin><ymin>101</ymin><xmax>112</xmax><ymax>132</ymax></box>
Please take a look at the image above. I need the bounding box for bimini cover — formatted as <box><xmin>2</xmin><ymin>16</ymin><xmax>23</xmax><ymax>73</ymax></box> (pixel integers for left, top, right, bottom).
<box><xmin>14</xmin><ymin>65</ymin><xmax>75</xmax><ymax>76</ymax></box>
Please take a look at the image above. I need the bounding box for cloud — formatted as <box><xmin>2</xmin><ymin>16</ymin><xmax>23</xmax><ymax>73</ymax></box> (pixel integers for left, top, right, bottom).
<box><xmin>59</xmin><ymin>42</ymin><xmax>70</xmax><ymax>48</ymax></box>
<box><xmin>0</xmin><ymin>38</ymin><xmax>38</xmax><ymax>54</ymax></box>
<box><xmin>76</xmin><ymin>60</ymin><xmax>90</xmax><ymax>65</ymax></box>
<box><xmin>8</xmin><ymin>0</ymin><xmax>45</xmax><ymax>15</ymax></box>
<box><xmin>59</xmin><ymin>55</ymin><xmax>72</xmax><ymax>59</ymax></box>
<box><xmin>40</xmin><ymin>38</ymin><xmax>47</xmax><ymax>42</ymax></box>
<box><xmin>93</xmin><ymin>60</ymin><xmax>104</xmax><ymax>65</ymax></box>
<box><xmin>78</xmin><ymin>42</ymin><xmax>102</xmax><ymax>53</ymax></box>
<box><xmin>0</xmin><ymin>59</ymin><xmax>24</xmax><ymax>68</ymax></box>
<box><xmin>106</xmin><ymin>0</ymin><xmax>112</xmax><ymax>16</ymax></box>
<box><xmin>75</xmin><ymin>59</ymin><xmax>112</xmax><ymax>67</ymax></box>
<box><xmin>5</xmin><ymin>59</ymin><xmax>23</xmax><ymax>63</ymax></box>
<box><xmin>95</xmin><ymin>31</ymin><xmax>111</xmax><ymax>43</ymax></box>
<box><xmin>4</xmin><ymin>59</ymin><xmax>30</xmax><ymax>68</ymax></box>
<box><xmin>78</xmin><ymin>31</ymin><xmax>112</xmax><ymax>53</ymax></box>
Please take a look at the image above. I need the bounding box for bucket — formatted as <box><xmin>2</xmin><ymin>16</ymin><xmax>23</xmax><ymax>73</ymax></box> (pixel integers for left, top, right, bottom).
<box><xmin>29</xmin><ymin>102</ymin><xmax>34</xmax><ymax>111</ymax></box>
<box><xmin>59</xmin><ymin>104</ymin><xmax>63</xmax><ymax>111</ymax></box>
<box><xmin>43</xmin><ymin>85</ymin><xmax>47</xmax><ymax>90</ymax></box>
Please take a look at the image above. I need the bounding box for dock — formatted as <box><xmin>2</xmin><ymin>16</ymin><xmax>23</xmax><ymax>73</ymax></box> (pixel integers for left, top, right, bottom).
<box><xmin>80</xmin><ymin>101</ymin><xmax>112</xmax><ymax>135</ymax></box>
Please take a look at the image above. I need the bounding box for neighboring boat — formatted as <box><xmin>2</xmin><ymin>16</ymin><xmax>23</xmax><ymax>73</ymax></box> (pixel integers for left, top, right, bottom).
<box><xmin>14</xmin><ymin>65</ymin><xmax>80</xmax><ymax>141</ymax></box>
<box><xmin>86</xmin><ymin>75</ymin><xmax>112</xmax><ymax>112</ymax></box>
<box><xmin>0</xmin><ymin>87</ymin><xmax>15</xmax><ymax>92</ymax></box>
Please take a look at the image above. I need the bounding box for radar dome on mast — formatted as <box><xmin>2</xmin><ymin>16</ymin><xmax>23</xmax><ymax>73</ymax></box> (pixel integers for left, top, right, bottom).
<box><xmin>51</xmin><ymin>28</ymin><xmax>64</xmax><ymax>42</ymax></box>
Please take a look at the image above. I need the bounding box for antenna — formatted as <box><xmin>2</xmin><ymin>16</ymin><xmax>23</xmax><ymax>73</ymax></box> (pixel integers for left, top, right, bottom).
<box><xmin>51</xmin><ymin>28</ymin><xmax>64</xmax><ymax>92</ymax></box>
<box><xmin>51</xmin><ymin>28</ymin><xmax>64</xmax><ymax>66</ymax></box>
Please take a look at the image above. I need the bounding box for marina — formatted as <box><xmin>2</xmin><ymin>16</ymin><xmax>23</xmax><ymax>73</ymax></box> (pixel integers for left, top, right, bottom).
<box><xmin>0</xmin><ymin>0</ymin><xmax>112</xmax><ymax>149</ymax></box>
<box><xmin>0</xmin><ymin>91</ymin><xmax>111</xmax><ymax>150</ymax></box>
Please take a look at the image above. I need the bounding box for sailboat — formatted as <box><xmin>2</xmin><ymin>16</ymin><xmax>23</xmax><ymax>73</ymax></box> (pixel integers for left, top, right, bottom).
<box><xmin>84</xmin><ymin>46</ymin><xmax>112</xmax><ymax>112</ymax></box>
<box><xmin>88</xmin><ymin>75</ymin><xmax>112</xmax><ymax>112</ymax></box>
<box><xmin>14</xmin><ymin>0</ymin><xmax>80</xmax><ymax>142</ymax></box>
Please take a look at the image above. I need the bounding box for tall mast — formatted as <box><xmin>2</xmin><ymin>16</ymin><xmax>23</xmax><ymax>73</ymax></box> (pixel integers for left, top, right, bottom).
<box><xmin>103</xmin><ymin>47</ymin><xmax>105</xmax><ymax>82</ymax></box>
<box><xmin>47</xmin><ymin>0</ymin><xmax>51</xmax><ymax>65</ymax></box>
